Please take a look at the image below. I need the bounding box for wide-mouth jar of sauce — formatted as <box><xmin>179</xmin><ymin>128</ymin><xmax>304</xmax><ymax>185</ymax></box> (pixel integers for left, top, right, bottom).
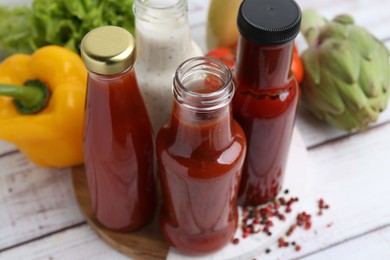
<box><xmin>156</xmin><ymin>57</ymin><xmax>247</xmax><ymax>255</ymax></box>
<box><xmin>81</xmin><ymin>26</ymin><xmax>156</xmax><ymax>231</ymax></box>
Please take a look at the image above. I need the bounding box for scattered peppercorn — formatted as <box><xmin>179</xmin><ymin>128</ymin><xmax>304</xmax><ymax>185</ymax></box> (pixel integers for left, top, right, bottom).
<box><xmin>318</xmin><ymin>198</ymin><xmax>330</xmax><ymax>216</ymax></box>
<box><xmin>239</xmin><ymin>194</ymin><xmax>299</xmax><ymax>239</ymax></box>
<box><xmin>326</xmin><ymin>222</ymin><xmax>334</xmax><ymax>228</ymax></box>
<box><xmin>231</xmin><ymin>193</ymin><xmax>332</xmax><ymax>259</ymax></box>
<box><xmin>297</xmin><ymin>212</ymin><xmax>312</xmax><ymax>230</ymax></box>
<box><xmin>286</xmin><ymin>224</ymin><xmax>297</xmax><ymax>236</ymax></box>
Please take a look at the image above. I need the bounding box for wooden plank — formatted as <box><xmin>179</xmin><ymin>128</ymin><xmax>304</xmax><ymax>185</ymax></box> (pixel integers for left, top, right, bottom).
<box><xmin>302</xmin><ymin>226</ymin><xmax>390</xmax><ymax>260</ymax></box>
<box><xmin>0</xmin><ymin>141</ymin><xmax>16</xmax><ymax>155</ymax></box>
<box><xmin>0</xmin><ymin>152</ymin><xmax>84</xmax><ymax>251</ymax></box>
<box><xmin>250</xmin><ymin>122</ymin><xmax>390</xmax><ymax>259</ymax></box>
<box><xmin>0</xmin><ymin>224</ymin><xmax>129</xmax><ymax>260</ymax></box>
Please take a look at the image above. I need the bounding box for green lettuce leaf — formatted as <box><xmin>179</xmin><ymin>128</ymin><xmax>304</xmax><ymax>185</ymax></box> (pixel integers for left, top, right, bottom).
<box><xmin>0</xmin><ymin>0</ymin><xmax>135</xmax><ymax>57</ymax></box>
<box><xmin>0</xmin><ymin>6</ymin><xmax>33</xmax><ymax>57</ymax></box>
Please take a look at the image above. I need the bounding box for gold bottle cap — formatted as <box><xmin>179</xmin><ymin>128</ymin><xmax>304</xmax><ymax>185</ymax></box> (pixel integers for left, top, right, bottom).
<box><xmin>80</xmin><ymin>26</ymin><xmax>136</xmax><ymax>75</ymax></box>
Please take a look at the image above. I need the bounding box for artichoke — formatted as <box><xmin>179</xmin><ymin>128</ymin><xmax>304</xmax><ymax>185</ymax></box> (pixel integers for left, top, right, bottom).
<box><xmin>300</xmin><ymin>10</ymin><xmax>390</xmax><ymax>131</ymax></box>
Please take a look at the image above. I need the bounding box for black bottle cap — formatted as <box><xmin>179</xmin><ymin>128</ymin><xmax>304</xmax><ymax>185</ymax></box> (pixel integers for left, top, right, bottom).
<box><xmin>237</xmin><ymin>0</ymin><xmax>302</xmax><ymax>45</ymax></box>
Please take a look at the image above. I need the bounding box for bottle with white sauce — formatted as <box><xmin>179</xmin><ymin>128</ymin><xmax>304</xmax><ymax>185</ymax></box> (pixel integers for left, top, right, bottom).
<box><xmin>133</xmin><ymin>0</ymin><xmax>203</xmax><ymax>135</ymax></box>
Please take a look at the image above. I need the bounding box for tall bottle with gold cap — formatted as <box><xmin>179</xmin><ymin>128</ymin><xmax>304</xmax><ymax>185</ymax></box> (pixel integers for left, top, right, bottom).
<box><xmin>81</xmin><ymin>26</ymin><xmax>156</xmax><ymax>231</ymax></box>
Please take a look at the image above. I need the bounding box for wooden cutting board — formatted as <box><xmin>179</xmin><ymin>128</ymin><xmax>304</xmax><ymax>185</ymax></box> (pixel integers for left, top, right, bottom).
<box><xmin>71</xmin><ymin>166</ymin><xmax>168</xmax><ymax>259</ymax></box>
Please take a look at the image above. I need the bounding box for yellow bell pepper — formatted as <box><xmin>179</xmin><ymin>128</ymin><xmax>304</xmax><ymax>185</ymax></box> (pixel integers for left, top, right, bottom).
<box><xmin>0</xmin><ymin>45</ymin><xmax>87</xmax><ymax>167</ymax></box>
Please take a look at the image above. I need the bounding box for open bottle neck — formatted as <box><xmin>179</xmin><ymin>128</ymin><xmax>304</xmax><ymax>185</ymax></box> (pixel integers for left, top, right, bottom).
<box><xmin>168</xmin><ymin>57</ymin><xmax>236</xmax><ymax>151</ymax></box>
<box><xmin>235</xmin><ymin>36</ymin><xmax>295</xmax><ymax>90</ymax></box>
<box><xmin>169</xmin><ymin>102</ymin><xmax>234</xmax><ymax>152</ymax></box>
<box><xmin>87</xmin><ymin>66</ymin><xmax>134</xmax><ymax>83</ymax></box>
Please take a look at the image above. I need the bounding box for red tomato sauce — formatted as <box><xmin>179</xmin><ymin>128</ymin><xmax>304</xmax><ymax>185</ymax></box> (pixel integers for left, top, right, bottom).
<box><xmin>83</xmin><ymin>67</ymin><xmax>156</xmax><ymax>231</ymax></box>
<box><xmin>156</xmin><ymin>78</ymin><xmax>246</xmax><ymax>255</ymax></box>
<box><xmin>233</xmin><ymin>36</ymin><xmax>299</xmax><ymax>205</ymax></box>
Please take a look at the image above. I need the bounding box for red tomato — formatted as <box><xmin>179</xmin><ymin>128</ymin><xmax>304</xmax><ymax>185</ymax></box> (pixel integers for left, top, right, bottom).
<box><xmin>205</xmin><ymin>47</ymin><xmax>236</xmax><ymax>69</ymax></box>
<box><xmin>291</xmin><ymin>46</ymin><xmax>304</xmax><ymax>84</ymax></box>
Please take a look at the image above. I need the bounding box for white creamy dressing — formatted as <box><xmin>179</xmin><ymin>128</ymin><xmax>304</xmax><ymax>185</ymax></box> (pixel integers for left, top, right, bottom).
<box><xmin>134</xmin><ymin>8</ymin><xmax>203</xmax><ymax>136</ymax></box>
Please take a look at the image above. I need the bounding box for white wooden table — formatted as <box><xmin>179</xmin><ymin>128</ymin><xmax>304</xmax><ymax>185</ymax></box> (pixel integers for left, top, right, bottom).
<box><xmin>0</xmin><ymin>0</ymin><xmax>389</xmax><ymax>259</ymax></box>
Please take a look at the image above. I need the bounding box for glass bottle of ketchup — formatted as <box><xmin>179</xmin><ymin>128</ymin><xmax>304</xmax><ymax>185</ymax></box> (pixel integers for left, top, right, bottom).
<box><xmin>80</xmin><ymin>26</ymin><xmax>156</xmax><ymax>231</ymax></box>
<box><xmin>156</xmin><ymin>57</ymin><xmax>246</xmax><ymax>255</ymax></box>
<box><xmin>233</xmin><ymin>0</ymin><xmax>302</xmax><ymax>206</ymax></box>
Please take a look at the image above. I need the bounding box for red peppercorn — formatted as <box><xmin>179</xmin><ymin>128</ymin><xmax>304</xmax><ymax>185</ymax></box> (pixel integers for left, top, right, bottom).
<box><xmin>260</xmin><ymin>208</ymin><xmax>268</xmax><ymax>216</ymax></box>
<box><xmin>326</xmin><ymin>222</ymin><xmax>334</xmax><ymax>228</ymax></box>
<box><xmin>244</xmin><ymin>226</ymin><xmax>251</xmax><ymax>233</ymax></box>
<box><xmin>278</xmin><ymin>238</ymin><xmax>285</xmax><ymax>248</ymax></box>
<box><xmin>304</xmin><ymin>222</ymin><xmax>312</xmax><ymax>230</ymax></box>
<box><xmin>232</xmin><ymin>238</ymin><xmax>240</xmax><ymax>244</ymax></box>
<box><xmin>287</xmin><ymin>198</ymin><xmax>295</xmax><ymax>206</ymax></box>
<box><xmin>263</xmin><ymin>226</ymin><xmax>269</xmax><ymax>233</ymax></box>
<box><xmin>286</xmin><ymin>224</ymin><xmax>297</xmax><ymax>236</ymax></box>
<box><xmin>295</xmin><ymin>245</ymin><xmax>301</xmax><ymax>251</ymax></box>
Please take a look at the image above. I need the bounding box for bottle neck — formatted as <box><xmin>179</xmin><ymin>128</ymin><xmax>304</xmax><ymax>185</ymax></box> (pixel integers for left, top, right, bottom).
<box><xmin>169</xmin><ymin>57</ymin><xmax>235</xmax><ymax>151</ymax></box>
<box><xmin>170</xmin><ymin>102</ymin><xmax>234</xmax><ymax>151</ymax></box>
<box><xmin>133</xmin><ymin>0</ymin><xmax>192</xmax><ymax>68</ymax></box>
<box><xmin>235</xmin><ymin>36</ymin><xmax>295</xmax><ymax>90</ymax></box>
<box><xmin>133</xmin><ymin>0</ymin><xmax>188</xmax><ymax>24</ymax></box>
<box><xmin>88</xmin><ymin>66</ymin><xmax>133</xmax><ymax>84</ymax></box>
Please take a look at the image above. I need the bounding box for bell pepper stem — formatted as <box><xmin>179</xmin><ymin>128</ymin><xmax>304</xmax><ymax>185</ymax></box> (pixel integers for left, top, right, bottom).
<box><xmin>0</xmin><ymin>80</ymin><xmax>50</xmax><ymax>114</ymax></box>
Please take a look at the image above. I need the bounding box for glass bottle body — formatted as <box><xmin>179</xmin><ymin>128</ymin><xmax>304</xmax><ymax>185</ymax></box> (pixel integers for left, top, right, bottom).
<box><xmin>83</xmin><ymin>67</ymin><xmax>156</xmax><ymax>231</ymax></box>
<box><xmin>233</xmin><ymin>36</ymin><xmax>299</xmax><ymax>206</ymax></box>
<box><xmin>133</xmin><ymin>0</ymin><xmax>203</xmax><ymax>135</ymax></box>
<box><xmin>156</xmin><ymin>58</ymin><xmax>246</xmax><ymax>255</ymax></box>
